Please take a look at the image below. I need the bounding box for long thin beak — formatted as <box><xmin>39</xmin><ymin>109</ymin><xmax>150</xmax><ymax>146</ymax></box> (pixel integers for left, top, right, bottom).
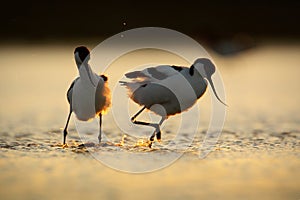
<box><xmin>85</xmin><ymin>65</ymin><xmax>96</xmax><ymax>87</ymax></box>
<box><xmin>207</xmin><ymin>77</ymin><xmax>228</xmax><ymax>106</ymax></box>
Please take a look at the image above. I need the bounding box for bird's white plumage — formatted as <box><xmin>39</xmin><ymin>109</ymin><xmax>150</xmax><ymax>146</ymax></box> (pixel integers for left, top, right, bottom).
<box><xmin>71</xmin><ymin>63</ymin><xmax>109</xmax><ymax>121</ymax></box>
<box><xmin>119</xmin><ymin>58</ymin><xmax>225</xmax><ymax>143</ymax></box>
<box><xmin>63</xmin><ymin>46</ymin><xmax>110</xmax><ymax>144</ymax></box>
<box><xmin>121</xmin><ymin>64</ymin><xmax>207</xmax><ymax>116</ymax></box>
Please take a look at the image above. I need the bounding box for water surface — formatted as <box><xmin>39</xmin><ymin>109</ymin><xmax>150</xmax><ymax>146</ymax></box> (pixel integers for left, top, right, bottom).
<box><xmin>0</xmin><ymin>43</ymin><xmax>299</xmax><ymax>199</ymax></box>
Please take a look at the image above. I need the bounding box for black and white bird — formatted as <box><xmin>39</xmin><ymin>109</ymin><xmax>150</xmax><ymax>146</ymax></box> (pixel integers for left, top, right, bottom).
<box><xmin>63</xmin><ymin>46</ymin><xmax>111</xmax><ymax>145</ymax></box>
<box><xmin>120</xmin><ymin>58</ymin><xmax>226</xmax><ymax>146</ymax></box>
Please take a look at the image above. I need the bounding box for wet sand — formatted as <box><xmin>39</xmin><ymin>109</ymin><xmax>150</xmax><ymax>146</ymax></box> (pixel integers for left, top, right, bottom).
<box><xmin>0</xmin><ymin>42</ymin><xmax>299</xmax><ymax>199</ymax></box>
<box><xmin>0</xmin><ymin>130</ymin><xmax>299</xmax><ymax>200</ymax></box>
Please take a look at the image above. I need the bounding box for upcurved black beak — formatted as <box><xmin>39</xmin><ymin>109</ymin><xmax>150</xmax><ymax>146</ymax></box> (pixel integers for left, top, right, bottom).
<box><xmin>207</xmin><ymin>77</ymin><xmax>228</xmax><ymax>106</ymax></box>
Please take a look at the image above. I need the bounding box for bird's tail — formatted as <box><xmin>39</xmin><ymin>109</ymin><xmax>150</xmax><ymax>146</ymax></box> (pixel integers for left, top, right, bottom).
<box><xmin>119</xmin><ymin>81</ymin><xmax>144</xmax><ymax>96</ymax></box>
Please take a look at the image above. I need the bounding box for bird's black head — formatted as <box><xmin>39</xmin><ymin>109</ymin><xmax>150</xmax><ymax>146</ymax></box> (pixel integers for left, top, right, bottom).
<box><xmin>74</xmin><ymin>46</ymin><xmax>90</xmax><ymax>64</ymax></box>
<box><xmin>193</xmin><ymin>58</ymin><xmax>227</xmax><ymax>106</ymax></box>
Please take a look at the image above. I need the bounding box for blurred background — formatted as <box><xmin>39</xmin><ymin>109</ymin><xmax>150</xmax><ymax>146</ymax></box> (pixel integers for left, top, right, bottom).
<box><xmin>1</xmin><ymin>0</ymin><xmax>300</xmax><ymax>129</ymax></box>
<box><xmin>1</xmin><ymin>0</ymin><xmax>299</xmax><ymax>46</ymax></box>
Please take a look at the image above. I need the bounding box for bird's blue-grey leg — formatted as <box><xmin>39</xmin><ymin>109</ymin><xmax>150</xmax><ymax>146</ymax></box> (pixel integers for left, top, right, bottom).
<box><xmin>98</xmin><ymin>113</ymin><xmax>102</xmax><ymax>143</ymax></box>
<box><xmin>63</xmin><ymin>107</ymin><xmax>72</xmax><ymax>145</ymax></box>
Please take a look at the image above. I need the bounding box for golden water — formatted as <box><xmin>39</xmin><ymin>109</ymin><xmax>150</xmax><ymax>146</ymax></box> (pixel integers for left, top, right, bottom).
<box><xmin>0</xmin><ymin>42</ymin><xmax>299</xmax><ymax>199</ymax></box>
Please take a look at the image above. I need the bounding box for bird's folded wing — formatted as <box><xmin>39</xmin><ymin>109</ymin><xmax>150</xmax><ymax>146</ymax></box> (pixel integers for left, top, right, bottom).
<box><xmin>124</xmin><ymin>65</ymin><xmax>181</xmax><ymax>83</ymax></box>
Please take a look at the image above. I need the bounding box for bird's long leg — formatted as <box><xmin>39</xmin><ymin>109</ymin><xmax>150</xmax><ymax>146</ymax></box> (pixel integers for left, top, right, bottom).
<box><xmin>131</xmin><ymin>106</ymin><xmax>146</xmax><ymax>122</ymax></box>
<box><xmin>63</xmin><ymin>107</ymin><xmax>72</xmax><ymax>145</ymax></box>
<box><xmin>131</xmin><ymin>106</ymin><xmax>166</xmax><ymax>145</ymax></box>
<box><xmin>98</xmin><ymin>113</ymin><xmax>102</xmax><ymax>143</ymax></box>
<box><xmin>150</xmin><ymin>116</ymin><xmax>166</xmax><ymax>142</ymax></box>
<box><xmin>131</xmin><ymin>106</ymin><xmax>156</xmax><ymax>129</ymax></box>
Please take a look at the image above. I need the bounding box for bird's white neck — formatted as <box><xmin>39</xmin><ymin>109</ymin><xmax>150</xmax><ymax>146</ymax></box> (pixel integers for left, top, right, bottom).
<box><xmin>78</xmin><ymin>62</ymin><xmax>98</xmax><ymax>87</ymax></box>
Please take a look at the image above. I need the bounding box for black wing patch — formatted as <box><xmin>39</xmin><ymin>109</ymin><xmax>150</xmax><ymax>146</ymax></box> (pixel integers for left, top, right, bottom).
<box><xmin>67</xmin><ymin>77</ymin><xmax>79</xmax><ymax>104</ymax></box>
<box><xmin>171</xmin><ymin>65</ymin><xmax>183</xmax><ymax>72</ymax></box>
<box><xmin>100</xmin><ymin>75</ymin><xmax>108</xmax><ymax>82</ymax></box>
